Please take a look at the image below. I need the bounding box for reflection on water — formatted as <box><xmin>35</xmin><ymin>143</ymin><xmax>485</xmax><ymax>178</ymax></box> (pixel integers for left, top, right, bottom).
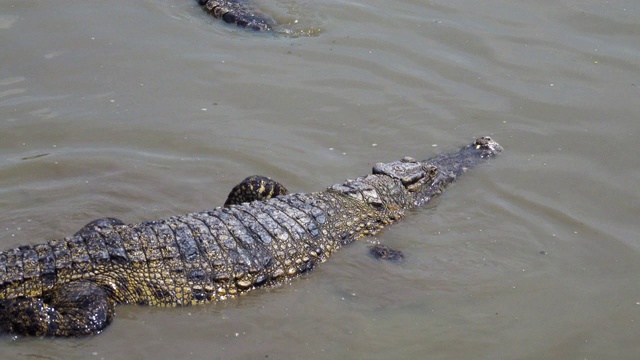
<box><xmin>1</xmin><ymin>0</ymin><xmax>640</xmax><ymax>358</ymax></box>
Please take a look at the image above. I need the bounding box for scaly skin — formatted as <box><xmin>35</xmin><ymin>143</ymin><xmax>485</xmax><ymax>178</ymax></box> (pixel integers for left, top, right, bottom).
<box><xmin>0</xmin><ymin>137</ymin><xmax>501</xmax><ymax>336</ymax></box>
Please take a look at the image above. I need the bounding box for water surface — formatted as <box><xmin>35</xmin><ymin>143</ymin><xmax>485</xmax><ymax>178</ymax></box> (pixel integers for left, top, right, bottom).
<box><xmin>1</xmin><ymin>0</ymin><xmax>639</xmax><ymax>358</ymax></box>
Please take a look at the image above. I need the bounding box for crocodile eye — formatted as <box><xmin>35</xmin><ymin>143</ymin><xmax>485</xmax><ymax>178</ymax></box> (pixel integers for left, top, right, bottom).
<box><xmin>405</xmin><ymin>165</ymin><xmax>439</xmax><ymax>192</ymax></box>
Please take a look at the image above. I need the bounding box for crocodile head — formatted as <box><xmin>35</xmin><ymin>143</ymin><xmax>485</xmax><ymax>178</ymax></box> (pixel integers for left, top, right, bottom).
<box><xmin>371</xmin><ymin>136</ymin><xmax>503</xmax><ymax>208</ymax></box>
<box><xmin>329</xmin><ymin>136</ymin><xmax>501</xmax><ymax>212</ymax></box>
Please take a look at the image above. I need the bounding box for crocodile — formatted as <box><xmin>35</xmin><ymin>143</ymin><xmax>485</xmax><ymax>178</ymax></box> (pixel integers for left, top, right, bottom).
<box><xmin>197</xmin><ymin>0</ymin><xmax>277</xmax><ymax>31</ymax></box>
<box><xmin>0</xmin><ymin>136</ymin><xmax>502</xmax><ymax>336</ymax></box>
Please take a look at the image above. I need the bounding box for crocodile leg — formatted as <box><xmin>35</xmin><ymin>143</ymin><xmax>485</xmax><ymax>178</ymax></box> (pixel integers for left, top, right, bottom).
<box><xmin>0</xmin><ymin>281</ymin><xmax>114</xmax><ymax>336</ymax></box>
<box><xmin>224</xmin><ymin>175</ymin><xmax>289</xmax><ymax>207</ymax></box>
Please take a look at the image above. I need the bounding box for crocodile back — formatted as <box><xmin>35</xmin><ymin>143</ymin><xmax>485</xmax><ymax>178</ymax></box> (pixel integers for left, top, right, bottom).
<box><xmin>1</xmin><ymin>190</ymin><xmax>390</xmax><ymax>306</ymax></box>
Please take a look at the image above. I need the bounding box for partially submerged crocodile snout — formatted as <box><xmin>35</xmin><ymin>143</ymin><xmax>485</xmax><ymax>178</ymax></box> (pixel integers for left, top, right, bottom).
<box><xmin>332</xmin><ymin>137</ymin><xmax>502</xmax><ymax>211</ymax></box>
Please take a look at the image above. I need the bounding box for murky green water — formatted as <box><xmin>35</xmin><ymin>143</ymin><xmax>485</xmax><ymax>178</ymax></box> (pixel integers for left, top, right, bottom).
<box><xmin>2</xmin><ymin>0</ymin><xmax>640</xmax><ymax>358</ymax></box>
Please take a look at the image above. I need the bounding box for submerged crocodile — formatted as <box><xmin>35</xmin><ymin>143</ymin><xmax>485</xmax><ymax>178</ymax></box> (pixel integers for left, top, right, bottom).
<box><xmin>0</xmin><ymin>137</ymin><xmax>501</xmax><ymax>336</ymax></box>
<box><xmin>198</xmin><ymin>0</ymin><xmax>277</xmax><ymax>31</ymax></box>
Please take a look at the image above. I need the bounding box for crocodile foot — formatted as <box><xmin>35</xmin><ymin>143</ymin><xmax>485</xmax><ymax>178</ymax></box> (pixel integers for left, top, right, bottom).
<box><xmin>368</xmin><ymin>244</ymin><xmax>405</xmax><ymax>262</ymax></box>
<box><xmin>224</xmin><ymin>175</ymin><xmax>289</xmax><ymax>207</ymax></box>
<box><xmin>0</xmin><ymin>281</ymin><xmax>114</xmax><ymax>336</ymax></box>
